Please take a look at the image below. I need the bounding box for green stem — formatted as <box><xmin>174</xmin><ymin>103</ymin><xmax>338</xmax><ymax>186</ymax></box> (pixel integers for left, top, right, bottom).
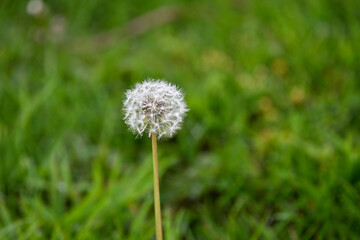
<box><xmin>151</xmin><ymin>133</ymin><xmax>163</xmax><ymax>240</ymax></box>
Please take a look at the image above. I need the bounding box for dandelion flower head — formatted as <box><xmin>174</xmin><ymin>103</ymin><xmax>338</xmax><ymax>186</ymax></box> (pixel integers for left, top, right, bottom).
<box><xmin>123</xmin><ymin>79</ymin><xmax>188</xmax><ymax>139</ymax></box>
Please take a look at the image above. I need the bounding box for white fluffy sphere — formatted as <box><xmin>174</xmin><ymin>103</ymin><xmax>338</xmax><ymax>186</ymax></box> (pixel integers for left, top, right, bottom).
<box><xmin>123</xmin><ymin>79</ymin><xmax>188</xmax><ymax>139</ymax></box>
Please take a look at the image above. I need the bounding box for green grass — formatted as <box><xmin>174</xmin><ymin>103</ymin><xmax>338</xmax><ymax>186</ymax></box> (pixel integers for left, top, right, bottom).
<box><xmin>1</xmin><ymin>0</ymin><xmax>360</xmax><ymax>239</ymax></box>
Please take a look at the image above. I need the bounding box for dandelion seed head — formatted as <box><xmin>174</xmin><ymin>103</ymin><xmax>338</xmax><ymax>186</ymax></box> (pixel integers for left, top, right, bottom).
<box><xmin>123</xmin><ymin>79</ymin><xmax>189</xmax><ymax>139</ymax></box>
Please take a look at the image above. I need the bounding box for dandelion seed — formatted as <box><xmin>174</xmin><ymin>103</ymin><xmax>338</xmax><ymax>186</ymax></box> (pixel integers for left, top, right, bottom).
<box><xmin>27</xmin><ymin>0</ymin><xmax>44</xmax><ymax>16</ymax></box>
<box><xmin>123</xmin><ymin>79</ymin><xmax>189</xmax><ymax>139</ymax></box>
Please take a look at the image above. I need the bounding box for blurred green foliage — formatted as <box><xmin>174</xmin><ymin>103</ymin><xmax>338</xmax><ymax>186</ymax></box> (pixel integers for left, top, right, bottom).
<box><xmin>1</xmin><ymin>0</ymin><xmax>360</xmax><ymax>239</ymax></box>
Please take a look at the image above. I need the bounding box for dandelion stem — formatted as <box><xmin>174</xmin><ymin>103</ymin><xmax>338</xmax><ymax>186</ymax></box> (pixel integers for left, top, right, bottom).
<box><xmin>151</xmin><ymin>133</ymin><xmax>163</xmax><ymax>240</ymax></box>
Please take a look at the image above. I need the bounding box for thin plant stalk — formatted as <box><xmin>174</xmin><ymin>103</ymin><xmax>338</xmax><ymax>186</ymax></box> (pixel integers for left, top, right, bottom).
<box><xmin>151</xmin><ymin>133</ymin><xmax>163</xmax><ymax>240</ymax></box>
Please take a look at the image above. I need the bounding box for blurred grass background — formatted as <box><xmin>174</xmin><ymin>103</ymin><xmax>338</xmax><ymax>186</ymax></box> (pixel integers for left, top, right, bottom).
<box><xmin>1</xmin><ymin>0</ymin><xmax>360</xmax><ymax>239</ymax></box>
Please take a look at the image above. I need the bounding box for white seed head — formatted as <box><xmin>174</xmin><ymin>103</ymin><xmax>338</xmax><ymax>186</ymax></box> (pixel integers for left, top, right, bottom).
<box><xmin>123</xmin><ymin>79</ymin><xmax>189</xmax><ymax>139</ymax></box>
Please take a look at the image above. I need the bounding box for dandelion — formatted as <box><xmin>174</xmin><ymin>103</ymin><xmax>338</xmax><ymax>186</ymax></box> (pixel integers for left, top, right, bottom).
<box><xmin>27</xmin><ymin>0</ymin><xmax>45</xmax><ymax>17</ymax></box>
<box><xmin>123</xmin><ymin>79</ymin><xmax>188</xmax><ymax>240</ymax></box>
<box><xmin>123</xmin><ymin>79</ymin><xmax>188</xmax><ymax>139</ymax></box>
